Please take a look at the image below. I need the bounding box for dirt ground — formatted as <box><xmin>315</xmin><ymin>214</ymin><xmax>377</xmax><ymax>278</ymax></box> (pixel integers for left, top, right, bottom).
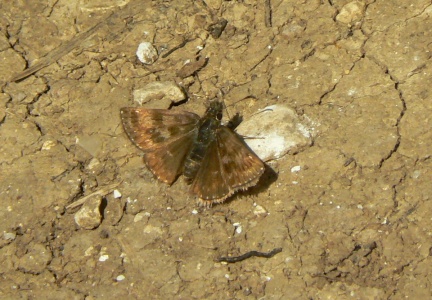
<box><xmin>1</xmin><ymin>0</ymin><xmax>432</xmax><ymax>299</ymax></box>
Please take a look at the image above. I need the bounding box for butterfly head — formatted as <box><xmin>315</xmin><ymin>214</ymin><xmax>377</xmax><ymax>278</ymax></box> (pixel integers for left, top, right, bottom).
<box><xmin>206</xmin><ymin>101</ymin><xmax>223</xmax><ymax>121</ymax></box>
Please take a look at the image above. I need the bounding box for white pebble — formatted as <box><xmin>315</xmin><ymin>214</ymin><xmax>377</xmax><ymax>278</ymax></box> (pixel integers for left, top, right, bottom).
<box><xmin>99</xmin><ymin>254</ymin><xmax>109</xmax><ymax>262</ymax></box>
<box><xmin>113</xmin><ymin>189</ymin><xmax>122</xmax><ymax>198</ymax></box>
<box><xmin>136</xmin><ymin>42</ymin><xmax>158</xmax><ymax>64</ymax></box>
<box><xmin>291</xmin><ymin>166</ymin><xmax>301</xmax><ymax>173</ymax></box>
<box><xmin>253</xmin><ymin>205</ymin><xmax>268</xmax><ymax>216</ymax></box>
<box><xmin>116</xmin><ymin>275</ymin><xmax>126</xmax><ymax>281</ymax></box>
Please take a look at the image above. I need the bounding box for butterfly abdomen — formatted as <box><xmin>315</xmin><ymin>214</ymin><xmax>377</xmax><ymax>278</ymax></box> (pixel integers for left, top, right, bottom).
<box><xmin>183</xmin><ymin>107</ymin><xmax>222</xmax><ymax>183</ymax></box>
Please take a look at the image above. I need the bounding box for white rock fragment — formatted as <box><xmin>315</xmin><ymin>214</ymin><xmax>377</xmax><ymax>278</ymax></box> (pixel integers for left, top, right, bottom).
<box><xmin>253</xmin><ymin>205</ymin><xmax>268</xmax><ymax>216</ymax></box>
<box><xmin>232</xmin><ymin>222</ymin><xmax>242</xmax><ymax>234</ymax></box>
<box><xmin>133</xmin><ymin>81</ymin><xmax>186</xmax><ymax>107</ymax></box>
<box><xmin>99</xmin><ymin>254</ymin><xmax>109</xmax><ymax>262</ymax></box>
<box><xmin>116</xmin><ymin>274</ymin><xmax>126</xmax><ymax>281</ymax></box>
<box><xmin>236</xmin><ymin>226</ymin><xmax>242</xmax><ymax>234</ymax></box>
<box><xmin>291</xmin><ymin>165</ymin><xmax>301</xmax><ymax>173</ymax></box>
<box><xmin>74</xmin><ymin>195</ymin><xmax>103</xmax><ymax>229</ymax></box>
<box><xmin>191</xmin><ymin>209</ymin><xmax>198</xmax><ymax>215</ymax></box>
<box><xmin>113</xmin><ymin>189</ymin><xmax>122</xmax><ymax>198</ymax></box>
<box><xmin>237</xmin><ymin>105</ymin><xmax>313</xmax><ymax>161</ymax></box>
<box><xmin>136</xmin><ymin>42</ymin><xmax>158</xmax><ymax>64</ymax></box>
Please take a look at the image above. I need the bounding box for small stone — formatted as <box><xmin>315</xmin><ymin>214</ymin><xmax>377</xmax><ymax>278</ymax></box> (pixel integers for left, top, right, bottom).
<box><xmin>74</xmin><ymin>195</ymin><xmax>103</xmax><ymax>229</ymax></box>
<box><xmin>253</xmin><ymin>205</ymin><xmax>268</xmax><ymax>216</ymax></box>
<box><xmin>3</xmin><ymin>232</ymin><xmax>16</xmax><ymax>241</ymax></box>
<box><xmin>41</xmin><ymin>140</ymin><xmax>57</xmax><ymax>150</ymax></box>
<box><xmin>232</xmin><ymin>222</ymin><xmax>242</xmax><ymax>234</ymax></box>
<box><xmin>336</xmin><ymin>1</ymin><xmax>365</xmax><ymax>24</ymax></box>
<box><xmin>99</xmin><ymin>254</ymin><xmax>109</xmax><ymax>262</ymax></box>
<box><xmin>133</xmin><ymin>81</ymin><xmax>186</xmax><ymax>107</ymax></box>
<box><xmin>116</xmin><ymin>274</ymin><xmax>126</xmax><ymax>281</ymax></box>
<box><xmin>237</xmin><ymin>105</ymin><xmax>313</xmax><ymax>161</ymax></box>
<box><xmin>136</xmin><ymin>42</ymin><xmax>158</xmax><ymax>64</ymax></box>
<box><xmin>134</xmin><ymin>211</ymin><xmax>150</xmax><ymax>223</ymax></box>
<box><xmin>87</xmin><ymin>158</ymin><xmax>100</xmax><ymax>170</ymax></box>
<box><xmin>113</xmin><ymin>189</ymin><xmax>122</xmax><ymax>198</ymax></box>
<box><xmin>104</xmin><ymin>194</ymin><xmax>125</xmax><ymax>226</ymax></box>
<box><xmin>291</xmin><ymin>166</ymin><xmax>301</xmax><ymax>173</ymax></box>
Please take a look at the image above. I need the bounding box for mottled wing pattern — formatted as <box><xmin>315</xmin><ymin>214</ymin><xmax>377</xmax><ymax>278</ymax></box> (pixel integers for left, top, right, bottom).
<box><xmin>191</xmin><ymin>126</ymin><xmax>265</xmax><ymax>205</ymax></box>
<box><xmin>190</xmin><ymin>139</ymin><xmax>230</xmax><ymax>203</ymax></box>
<box><xmin>120</xmin><ymin>108</ymin><xmax>200</xmax><ymax>152</ymax></box>
<box><xmin>216</xmin><ymin>127</ymin><xmax>264</xmax><ymax>196</ymax></box>
<box><xmin>120</xmin><ymin>107</ymin><xmax>200</xmax><ymax>184</ymax></box>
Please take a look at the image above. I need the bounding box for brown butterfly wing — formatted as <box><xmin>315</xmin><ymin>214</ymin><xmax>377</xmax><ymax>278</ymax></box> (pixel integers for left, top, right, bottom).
<box><xmin>216</xmin><ymin>126</ymin><xmax>265</xmax><ymax>190</ymax></box>
<box><xmin>120</xmin><ymin>107</ymin><xmax>200</xmax><ymax>184</ymax></box>
<box><xmin>190</xmin><ymin>139</ymin><xmax>230</xmax><ymax>203</ymax></box>
<box><xmin>190</xmin><ymin>126</ymin><xmax>265</xmax><ymax>205</ymax></box>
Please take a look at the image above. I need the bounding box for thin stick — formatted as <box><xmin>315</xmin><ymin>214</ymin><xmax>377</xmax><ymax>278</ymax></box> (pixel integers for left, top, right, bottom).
<box><xmin>66</xmin><ymin>183</ymin><xmax>120</xmax><ymax>210</ymax></box>
<box><xmin>216</xmin><ymin>247</ymin><xmax>282</xmax><ymax>263</ymax></box>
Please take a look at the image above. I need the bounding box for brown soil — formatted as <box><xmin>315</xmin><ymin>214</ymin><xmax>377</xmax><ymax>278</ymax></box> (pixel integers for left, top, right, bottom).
<box><xmin>1</xmin><ymin>0</ymin><xmax>432</xmax><ymax>299</ymax></box>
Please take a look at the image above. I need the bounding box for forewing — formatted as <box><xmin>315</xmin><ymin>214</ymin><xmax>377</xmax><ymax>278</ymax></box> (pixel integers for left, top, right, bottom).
<box><xmin>121</xmin><ymin>107</ymin><xmax>200</xmax><ymax>184</ymax></box>
<box><xmin>120</xmin><ymin>107</ymin><xmax>200</xmax><ymax>152</ymax></box>
<box><xmin>190</xmin><ymin>140</ymin><xmax>230</xmax><ymax>203</ymax></box>
<box><xmin>216</xmin><ymin>126</ymin><xmax>265</xmax><ymax>190</ymax></box>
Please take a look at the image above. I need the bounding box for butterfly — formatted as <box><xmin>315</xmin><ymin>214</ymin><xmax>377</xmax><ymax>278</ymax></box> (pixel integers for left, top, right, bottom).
<box><xmin>120</xmin><ymin>101</ymin><xmax>265</xmax><ymax>206</ymax></box>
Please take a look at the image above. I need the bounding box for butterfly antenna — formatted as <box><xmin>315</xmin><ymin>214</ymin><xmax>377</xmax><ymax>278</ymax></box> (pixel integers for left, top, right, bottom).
<box><xmin>222</xmin><ymin>99</ymin><xmax>233</xmax><ymax>121</ymax></box>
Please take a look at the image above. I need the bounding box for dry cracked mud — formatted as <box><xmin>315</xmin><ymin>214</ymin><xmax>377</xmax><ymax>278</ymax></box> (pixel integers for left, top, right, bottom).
<box><xmin>1</xmin><ymin>0</ymin><xmax>432</xmax><ymax>299</ymax></box>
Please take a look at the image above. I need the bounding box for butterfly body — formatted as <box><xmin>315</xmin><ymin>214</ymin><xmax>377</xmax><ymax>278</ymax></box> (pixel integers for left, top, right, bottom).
<box><xmin>120</xmin><ymin>101</ymin><xmax>264</xmax><ymax>206</ymax></box>
<box><xmin>183</xmin><ymin>101</ymin><xmax>223</xmax><ymax>183</ymax></box>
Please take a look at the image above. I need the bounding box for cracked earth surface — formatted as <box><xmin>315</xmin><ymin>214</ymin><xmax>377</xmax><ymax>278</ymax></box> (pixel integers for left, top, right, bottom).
<box><xmin>1</xmin><ymin>0</ymin><xmax>432</xmax><ymax>299</ymax></box>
